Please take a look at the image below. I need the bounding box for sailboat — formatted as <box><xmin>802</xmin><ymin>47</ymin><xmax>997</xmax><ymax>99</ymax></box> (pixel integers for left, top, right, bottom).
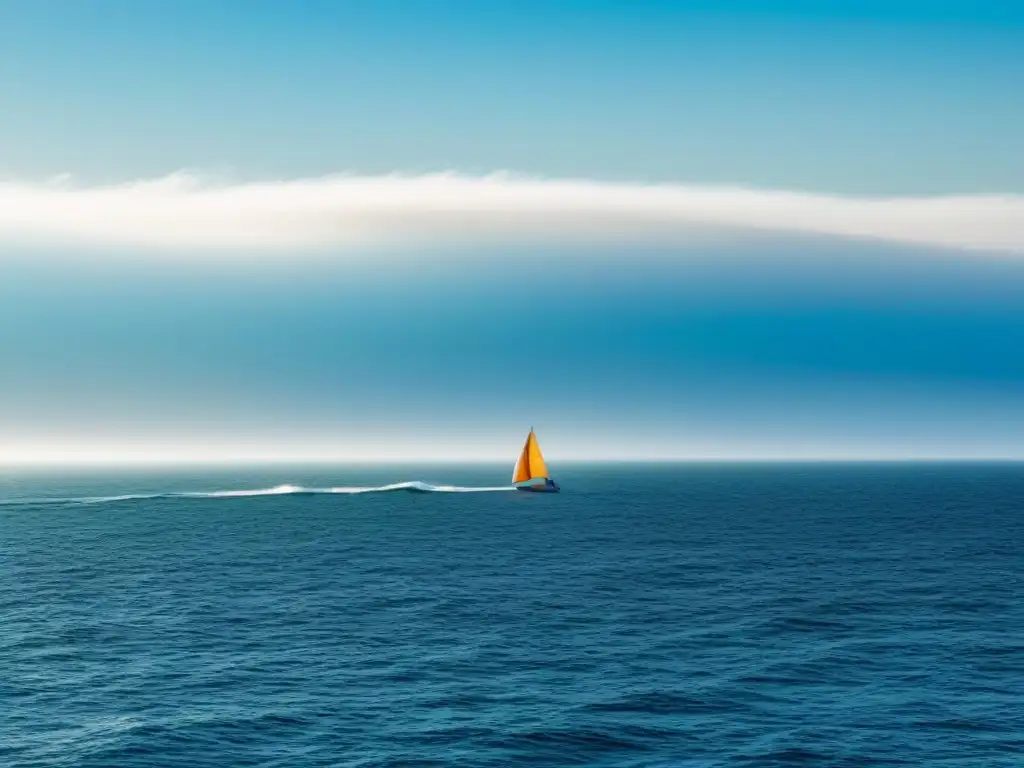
<box><xmin>512</xmin><ymin>428</ymin><xmax>560</xmax><ymax>493</ymax></box>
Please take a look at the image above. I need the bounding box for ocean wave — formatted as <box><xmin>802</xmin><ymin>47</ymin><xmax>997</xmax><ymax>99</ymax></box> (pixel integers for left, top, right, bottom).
<box><xmin>0</xmin><ymin>482</ymin><xmax>515</xmax><ymax>507</ymax></box>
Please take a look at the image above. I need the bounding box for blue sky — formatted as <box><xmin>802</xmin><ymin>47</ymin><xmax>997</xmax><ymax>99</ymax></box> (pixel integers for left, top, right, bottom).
<box><xmin>2</xmin><ymin>1</ymin><xmax>1022</xmax><ymax>191</ymax></box>
<box><xmin>1</xmin><ymin>1</ymin><xmax>1023</xmax><ymax>462</ymax></box>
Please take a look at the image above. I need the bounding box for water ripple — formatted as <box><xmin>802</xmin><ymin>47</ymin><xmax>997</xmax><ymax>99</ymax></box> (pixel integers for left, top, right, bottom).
<box><xmin>1</xmin><ymin>464</ymin><xmax>1022</xmax><ymax>766</ymax></box>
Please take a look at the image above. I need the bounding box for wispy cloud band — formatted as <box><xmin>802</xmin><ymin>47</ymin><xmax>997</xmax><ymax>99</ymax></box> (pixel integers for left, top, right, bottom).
<box><xmin>1</xmin><ymin>171</ymin><xmax>1022</xmax><ymax>254</ymax></box>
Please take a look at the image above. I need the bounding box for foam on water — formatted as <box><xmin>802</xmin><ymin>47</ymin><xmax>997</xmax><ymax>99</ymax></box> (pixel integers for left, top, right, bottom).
<box><xmin>0</xmin><ymin>481</ymin><xmax>515</xmax><ymax>507</ymax></box>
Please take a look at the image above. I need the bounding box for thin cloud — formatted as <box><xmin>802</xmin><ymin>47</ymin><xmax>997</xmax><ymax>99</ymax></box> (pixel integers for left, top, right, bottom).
<box><xmin>0</xmin><ymin>171</ymin><xmax>1022</xmax><ymax>254</ymax></box>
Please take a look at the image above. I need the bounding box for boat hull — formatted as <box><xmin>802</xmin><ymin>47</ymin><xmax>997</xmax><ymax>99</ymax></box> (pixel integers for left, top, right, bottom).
<box><xmin>515</xmin><ymin>481</ymin><xmax>560</xmax><ymax>493</ymax></box>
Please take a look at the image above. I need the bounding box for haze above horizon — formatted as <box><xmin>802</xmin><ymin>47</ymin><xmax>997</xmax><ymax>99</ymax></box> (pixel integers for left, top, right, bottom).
<box><xmin>2</xmin><ymin>1</ymin><xmax>1023</xmax><ymax>461</ymax></box>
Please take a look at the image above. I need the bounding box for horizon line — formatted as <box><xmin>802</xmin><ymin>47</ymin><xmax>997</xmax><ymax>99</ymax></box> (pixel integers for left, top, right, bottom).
<box><xmin>4</xmin><ymin>456</ymin><xmax>1024</xmax><ymax>469</ymax></box>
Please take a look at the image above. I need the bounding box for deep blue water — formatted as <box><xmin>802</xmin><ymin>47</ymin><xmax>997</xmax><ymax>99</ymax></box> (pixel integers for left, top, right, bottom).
<box><xmin>1</xmin><ymin>463</ymin><xmax>1022</xmax><ymax>767</ymax></box>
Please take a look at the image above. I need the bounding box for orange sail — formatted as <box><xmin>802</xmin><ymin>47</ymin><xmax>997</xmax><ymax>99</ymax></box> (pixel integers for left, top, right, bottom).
<box><xmin>512</xmin><ymin>429</ymin><xmax>549</xmax><ymax>484</ymax></box>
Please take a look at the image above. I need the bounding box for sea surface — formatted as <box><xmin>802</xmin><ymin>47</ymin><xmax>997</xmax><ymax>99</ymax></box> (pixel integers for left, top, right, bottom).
<box><xmin>1</xmin><ymin>463</ymin><xmax>1022</xmax><ymax>767</ymax></box>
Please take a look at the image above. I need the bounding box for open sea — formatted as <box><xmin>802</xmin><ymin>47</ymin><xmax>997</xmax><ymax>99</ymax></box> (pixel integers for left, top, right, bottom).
<box><xmin>1</xmin><ymin>463</ymin><xmax>1021</xmax><ymax>767</ymax></box>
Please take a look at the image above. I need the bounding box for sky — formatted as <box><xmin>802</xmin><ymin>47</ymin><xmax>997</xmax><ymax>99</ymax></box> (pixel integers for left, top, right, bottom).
<box><xmin>1</xmin><ymin>1</ymin><xmax>1023</xmax><ymax>463</ymax></box>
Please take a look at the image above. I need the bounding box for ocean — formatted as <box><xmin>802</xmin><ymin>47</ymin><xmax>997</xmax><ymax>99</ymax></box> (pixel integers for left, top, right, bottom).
<box><xmin>1</xmin><ymin>463</ymin><xmax>1021</xmax><ymax>767</ymax></box>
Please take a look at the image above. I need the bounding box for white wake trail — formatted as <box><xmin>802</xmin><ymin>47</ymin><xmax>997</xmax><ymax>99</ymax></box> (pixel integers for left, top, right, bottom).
<box><xmin>185</xmin><ymin>482</ymin><xmax>515</xmax><ymax>497</ymax></box>
<box><xmin>0</xmin><ymin>482</ymin><xmax>516</xmax><ymax>507</ymax></box>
